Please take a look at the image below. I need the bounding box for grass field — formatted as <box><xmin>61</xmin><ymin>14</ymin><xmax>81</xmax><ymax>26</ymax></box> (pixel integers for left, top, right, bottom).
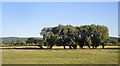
<box><xmin>2</xmin><ymin>46</ymin><xmax>119</xmax><ymax>64</ymax></box>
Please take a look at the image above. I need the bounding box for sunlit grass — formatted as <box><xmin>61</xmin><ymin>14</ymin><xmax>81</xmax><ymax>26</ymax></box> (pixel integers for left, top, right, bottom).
<box><xmin>2</xmin><ymin>46</ymin><xmax>119</xmax><ymax>64</ymax></box>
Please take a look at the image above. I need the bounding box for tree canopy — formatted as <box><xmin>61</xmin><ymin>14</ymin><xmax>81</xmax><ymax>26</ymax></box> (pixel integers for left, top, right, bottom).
<box><xmin>40</xmin><ymin>24</ymin><xmax>109</xmax><ymax>49</ymax></box>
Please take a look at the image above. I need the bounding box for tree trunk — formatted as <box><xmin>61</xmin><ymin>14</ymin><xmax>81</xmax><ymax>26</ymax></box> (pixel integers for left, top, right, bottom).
<box><xmin>38</xmin><ymin>45</ymin><xmax>43</xmax><ymax>49</ymax></box>
<box><xmin>95</xmin><ymin>45</ymin><xmax>98</xmax><ymax>49</ymax></box>
<box><xmin>87</xmin><ymin>44</ymin><xmax>91</xmax><ymax>49</ymax></box>
<box><xmin>80</xmin><ymin>45</ymin><xmax>83</xmax><ymax>49</ymax></box>
<box><xmin>73</xmin><ymin>45</ymin><xmax>77</xmax><ymax>49</ymax></box>
<box><xmin>102</xmin><ymin>43</ymin><xmax>105</xmax><ymax>49</ymax></box>
<box><xmin>50</xmin><ymin>45</ymin><xmax>53</xmax><ymax>49</ymax></box>
<box><xmin>63</xmin><ymin>45</ymin><xmax>66</xmax><ymax>49</ymax></box>
<box><xmin>102</xmin><ymin>45</ymin><xmax>104</xmax><ymax>49</ymax></box>
<box><xmin>95</xmin><ymin>47</ymin><xmax>97</xmax><ymax>49</ymax></box>
<box><xmin>69</xmin><ymin>45</ymin><xmax>72</xmax><ymax>49</ymax></box>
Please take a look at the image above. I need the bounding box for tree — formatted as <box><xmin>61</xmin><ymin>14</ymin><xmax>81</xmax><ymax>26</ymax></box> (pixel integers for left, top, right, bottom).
<box><xmin>109</xmin><ymin>39</ymin><xmax>118</xmax><ymax>44</ymax></box>
<box><xmin>40</xmin><ymin>24</ymin><xmax>109</xmax><ymax>49</ymax></box>
<box><xmin>15</xmin><ymin>39</ymin><xmax>25</xmax><ymax>46</ymax></box>
<box><xmin>91</xmin><ymin>25</ymin><xmax>109</xmax><ymax>49</ymax></box>
<box><xmin>26</xmin><ymin>38</ymin><xmax>44</xmax><ymax>48</ymax></box>
<box><xmin>34</xmin><ymin>38</ymin><xmax>44</xmax><ymax>49</ymax></box>
<box><xmin>40</xmin><ymin>27</ymin><xmax>55</xmax><ymax>49</ymax></box>
<box><xmin>26</xmin><ymin>38</ymin><xmax>35</xmax><ymax>45</ymax></box>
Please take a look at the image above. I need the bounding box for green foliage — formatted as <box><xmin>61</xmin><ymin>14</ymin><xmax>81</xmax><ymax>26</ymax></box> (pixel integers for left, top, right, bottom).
<box><xmin>26</xmin><ymin>38</ymin><xmax>44</xmax><ymax>48</ymax></box>
<box><xmin>86</xmin><ymin>36</ymin><xmax>92</xmax><ymax>44</ymax></box>
<box><xmin>26</xmin><ymin>38</ymin><xmax>35</xmax><ymax>44</ymax></box>
<box><xmin>118</xmin><ymin>38</ymin><xmax>120</xmax><ymax>43</ymax></box>
<box><xmin>109</xmin><ymin>39</ymin><xmax>118</xmax><ymax>44</ymax></box>
<box><xmin>40</xmin><ymin>24</ymin><xmax>109</xmax><ymax>49</ymax></box>
<box><xmin>15</xmin><ymin>39</ymin><xmax>26</xmax><ymax>46</ymax></box>
<box><xmin>38</xmin><ymin>39</ymin><xmax>44</xmax><ymax>46</ymax></box>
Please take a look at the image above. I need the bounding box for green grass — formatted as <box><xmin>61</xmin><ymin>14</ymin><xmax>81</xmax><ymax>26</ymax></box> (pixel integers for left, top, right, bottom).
<box><xmin>2</xmin><ymin>47</ymin><xmax>119</xmax><ymax>64</ymax></box>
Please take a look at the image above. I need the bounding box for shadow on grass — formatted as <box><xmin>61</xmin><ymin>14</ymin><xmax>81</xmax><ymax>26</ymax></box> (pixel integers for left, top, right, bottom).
<box><xmin>12</xmin><ymin>48</ymin><xmax>72</xmax><ymax>50</ymax></box>
<box><xmin>1</xmin><ymin>47</ymin><xmax>120</xmax><ymax>50</ymax></box>
<box><xmin>102</xmin><ymin>48</ymin><xmax>120</xmax><ymax>50</ymax></box>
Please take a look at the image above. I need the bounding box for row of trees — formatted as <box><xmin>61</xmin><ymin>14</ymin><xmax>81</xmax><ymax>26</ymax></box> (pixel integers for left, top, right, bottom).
<box><xmin>12</xmin><ymin>36</ymin><xmax>119</xmax><ymax>47</ymax></box>
<box><xmin>40</xmin><ymin>24</ymin><xmax>109</xmax><ymax>49</ymax></box>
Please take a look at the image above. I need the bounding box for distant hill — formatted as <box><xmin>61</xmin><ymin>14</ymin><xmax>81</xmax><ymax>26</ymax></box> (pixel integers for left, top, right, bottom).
<box><xmin>1</xmin><ymin>37</ymin><xmax>42</xmax><ymax>44</ymax></box>
<box><xmin>108</xmin><ymin>36</ymin><xmax>118</xmax><ymax>40</ymax></box>
<box><xmin>1</xmin><ymin>37</ymin><xmax>26</xmax><ymax>43</ymax></box>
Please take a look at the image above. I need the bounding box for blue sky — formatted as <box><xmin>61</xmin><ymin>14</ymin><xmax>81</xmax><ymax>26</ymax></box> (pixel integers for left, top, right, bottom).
<box><xmin>2</xmin><ymin>2</ymin><xmax>118</xmax><ymax>37</ymax></box>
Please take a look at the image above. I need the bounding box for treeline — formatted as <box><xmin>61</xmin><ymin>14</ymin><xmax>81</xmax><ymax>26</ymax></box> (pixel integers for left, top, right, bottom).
<box><xmin>2</xmin><ymin>24</ymin><xmax>119</xmax><ymax>49</ymax></box>
<box><xmin>40</xmin><ymin>24</ymin><xmax>109</xmax><ymax>49</ymax></box>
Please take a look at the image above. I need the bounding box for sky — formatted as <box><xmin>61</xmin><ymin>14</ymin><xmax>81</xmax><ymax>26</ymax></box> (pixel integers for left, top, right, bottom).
<box><xmin>2</xmin><ymin>2</ymin><xmax>118</xmax><ymax>37</ymax></box>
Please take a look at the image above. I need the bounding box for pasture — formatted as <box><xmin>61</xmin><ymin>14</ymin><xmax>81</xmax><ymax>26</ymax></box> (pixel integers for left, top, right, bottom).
<box><xmin>1</xmin><ymin>46</ymin><xmax>119</xmax><ymax>64</ymax></box>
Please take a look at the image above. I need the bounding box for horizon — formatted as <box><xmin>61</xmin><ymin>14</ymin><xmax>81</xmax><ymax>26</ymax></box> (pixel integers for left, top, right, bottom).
<box><xmin>2</xmin><ymin>2</ymin><xmax>118</xmax><ymax>37</ymax></box>
<box><xmin>1</xmin><ymin>35</ymin><xmax>119</xmax><ymax>38</ymax></box>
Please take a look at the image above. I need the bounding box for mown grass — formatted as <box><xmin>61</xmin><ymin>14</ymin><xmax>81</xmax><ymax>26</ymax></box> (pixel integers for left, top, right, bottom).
<box><xmin>2</xmin><ymin>46</ymin><xmax>119</xmax><ymax>64</ymax></box>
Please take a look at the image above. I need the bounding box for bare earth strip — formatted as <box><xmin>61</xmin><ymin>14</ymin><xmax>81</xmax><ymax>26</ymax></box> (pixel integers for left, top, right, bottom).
<box><xmin>0</xmin><ymin>46</ymin><xmax>119</xmax><ymax>49</ymax></box>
